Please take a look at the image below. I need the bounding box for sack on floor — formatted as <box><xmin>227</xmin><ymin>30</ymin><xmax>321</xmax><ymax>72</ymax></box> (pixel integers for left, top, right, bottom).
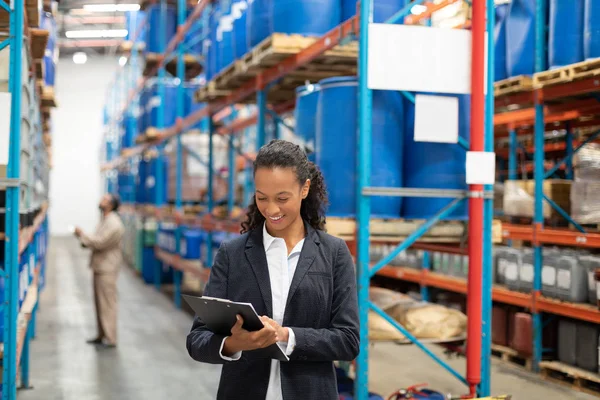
<box><xmin>387</xmin><ymin>302</ymin><xmax>467</xmax><ymax>340</ymax></box>
<box><xmin>368</xmin><ymin>311</ymin><xmax>406</xmax><ymax>341</ymax></box>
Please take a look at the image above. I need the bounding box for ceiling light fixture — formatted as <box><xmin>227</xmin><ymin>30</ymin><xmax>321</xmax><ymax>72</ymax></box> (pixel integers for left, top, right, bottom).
<box><xmin>65</xmin><ymin>29</ymin><xmax>128</xmax><ymax>39</ymax></box>
<box><xmin>73</xmin><ymin>52</ymin><xmax>88</xmax><ymax>64</ymax></box>
<box><xmin>119</xmin><ymin>56</ymin><xmax>128</xmax><ymax>66</ymax></box>
<box><xmin>83</xmin><ymin>3</ymin><xmax>140</xmax><ymax>12</ymax></box>
<box><xmin>410</xmin><ymin>4</ymin><xmax>428</xmax><ymax>15</ymax></box>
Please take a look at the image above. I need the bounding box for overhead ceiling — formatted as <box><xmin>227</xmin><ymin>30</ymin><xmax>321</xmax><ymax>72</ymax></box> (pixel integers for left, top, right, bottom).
<box><xmin>55</xmin><ymin>0</ymin><xmax>137</xmax><ymax>55</ymax></box>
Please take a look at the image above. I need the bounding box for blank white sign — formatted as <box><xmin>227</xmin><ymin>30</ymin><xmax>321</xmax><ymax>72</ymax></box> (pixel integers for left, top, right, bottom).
<box><xmin>466</xmin><ymin>151</ymin><xmax>496</xmax><ymax>185</ymax></box>
<box><xmin>414</xmin><ymin>94</ymin><xmax>459</xmax><ymax>144</ymax></box>
<box><xmin>367</xmin><ymin>23</ymin><xmax>472</xmax><ymax>94</ymax></box>
<box><xmin>0</xmin><ymin>92</ymin><xmax>11</xmax><ymax>166</ymax></box>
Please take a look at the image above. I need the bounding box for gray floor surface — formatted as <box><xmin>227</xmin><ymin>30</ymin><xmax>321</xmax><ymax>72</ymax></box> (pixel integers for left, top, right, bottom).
<box><xmin>19</xmin><ymin>237</ymin><xmax>597</xmax><ymax>400</ymax></box>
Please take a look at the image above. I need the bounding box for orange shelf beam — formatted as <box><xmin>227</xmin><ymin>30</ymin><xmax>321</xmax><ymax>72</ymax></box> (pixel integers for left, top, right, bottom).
<box><xmin>376</xmin><ymin>267</ymin><xmax>600</xmax><ymax>323</ymax></box>
<box><xmin>502</xmin><ymin>223</ymin><xmax>600</xmax><ymax>248</ymax></box>
<box><xmin>404</xmin><ymin>0</ymin><xmax>462</xmax><ymax>25</ymax></box>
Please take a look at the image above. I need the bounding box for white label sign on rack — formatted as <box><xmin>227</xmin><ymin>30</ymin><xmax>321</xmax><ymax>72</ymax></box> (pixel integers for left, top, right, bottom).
<box><xmin>367</xmin><ymin>23</ymin><xmax>472</xmax><ymax>94</ymax></box>
<box><xmin>0</xmin><ymin>92</ymin><xmax>10</xmax><ymax>167</ymax></box>
<box><xmin>414</xmin><ymin>94</ymin><xmax>459</xmax><ymax>143</ymax></box>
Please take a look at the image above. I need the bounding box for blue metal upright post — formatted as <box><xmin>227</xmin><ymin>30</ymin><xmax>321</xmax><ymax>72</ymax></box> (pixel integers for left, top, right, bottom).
<box><xmin>173</xmin><ymin>0</ymin><xmax>186</xmax><ymax>309</ymax></box>
<box><xmin>509</xmin><ymin>129</ymin><xmax>517</xmax><ymax>180</ymax></box>
<box><xmin>355</xmin><ymin>0</ymin><xmax>373</xmax><ymax>397</ymax></box>
<box><xmin>207</xmin><ymin>117</ymin><xmax>215</xmax><ymax>267</ymax></box>
<box><xmin>420</xmin><ymin>252</ymin><xmax>430</xmax><ymax>302</ymax></box>
<box><xmin>480</xmin><ymin>0</ymin><xmax>495</xmax><ymax>394</ymax></box>
<box><xmin>4</xmin><ymin>0</ymin><xmax>24</xmax><ymax>396</ymax></box>
<box><xmin>565</xmin><ymin>123</ymin><xmax>574</xmax><ymax>180</ymax></box>
<box><xmin>532</xmin><ymin>0</ymin><xmax>547</xmax><ymax>373</ymax></box>
<box><xmin>228</xmin><ymin>134</ymin><xmax>236</xmax><ymax>213</ymax></box>
<box><xmin>154</xmin><ymin>0</ymin><xmax>168</xmax><ymax>291</ymax></box>
<box><xmin>257</xmin><ymin>90</ymin><xmax>267</xmax><ymax>149</ymax></box>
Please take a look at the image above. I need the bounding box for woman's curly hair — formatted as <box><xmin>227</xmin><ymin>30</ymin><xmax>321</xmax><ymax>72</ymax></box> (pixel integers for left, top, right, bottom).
<box><xmin>241</xmin><ymin>139</ymin><xmax>328</xmax><ymax>234</ymax></box>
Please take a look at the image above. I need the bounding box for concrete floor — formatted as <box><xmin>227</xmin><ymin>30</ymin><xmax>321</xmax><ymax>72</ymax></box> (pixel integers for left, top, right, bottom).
<box><xmin>19</xmin><ymin>237</ymin><xmax>597</xmax><ymax>400</ymax></box>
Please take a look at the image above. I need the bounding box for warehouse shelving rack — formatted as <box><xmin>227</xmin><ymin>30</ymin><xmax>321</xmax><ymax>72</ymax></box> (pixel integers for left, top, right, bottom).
<box><xmin>0</xmin><ymin>0</ymin><xmax>49</xmax><ymax>399</ymax></box>
<box><xmin>102</xmin><ymin>0</ymin><xmax>496</xmax><ymax>398</ymax></box>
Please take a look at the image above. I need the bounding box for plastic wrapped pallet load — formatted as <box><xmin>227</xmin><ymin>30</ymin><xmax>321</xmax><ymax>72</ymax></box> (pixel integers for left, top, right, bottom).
<box><xmin>571</xmin><ymin>143</ymin><xmax>600</xmax><ymax>224</ymax></box>
<box><xmin>504</xmin><ymin>179</ymin><xmax>571</xmax><ymax>220</ymax></box>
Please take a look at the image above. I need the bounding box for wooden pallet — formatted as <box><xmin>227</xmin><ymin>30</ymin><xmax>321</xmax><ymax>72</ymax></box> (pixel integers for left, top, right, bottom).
<box><xmin>0</xmin><ymin>0</ymin><xmax>40</xmax><ymax>31</ymax></box>
<box><xmin>533</xmin><ymin>58</ymin><xmax>600</xmax><ymax>88</ymax></box>
<box><xmin>540</xmin><ymin>361</ymin><xmax>600</xmax><ymax>397</ymax></box>
<box><xmin>325</xmin><ymin>217</ymin><xmax>467</xmax><ymax>243</ymax></box>
<box><xmin>29</xmin><ymin>28</ymin><xmax>49</xmax><ymax>61</ymax></box>
<box><xmin>196</xmin><ymin>33</ymin><xmax>357</xmax><ymax>105</ymax></box>
<box><xmin>120</xmin><ymin>40</ymin><xmax>145</xmax><ymax>53</ymax></box>
<box><xmin>41</xmin><ymin>86</ymin><xmax>57</xmax><ymax>108</ymax></box>
<box><xmin>494</xmin><ymin>75</ymin><xmax>533</xmax><ymax>97</ymax></box>
<box><xmin>491</xmin><ymin>344</ymin><xmax>533</xmax><ymax>370</ymax></box>
<box><xmin>34</xmin><ymin>60</ymin><xmax>44</xmax><ymax>80</ymax></box>
<box><xmin>143</xmin><ymin>53</ymin><xmax>204</xmax><ymax>80</ymax></box>
<box><xmin>533</xmin><ymin>68</ymin><xmax>571</xmax><ymax>88</ymax></box>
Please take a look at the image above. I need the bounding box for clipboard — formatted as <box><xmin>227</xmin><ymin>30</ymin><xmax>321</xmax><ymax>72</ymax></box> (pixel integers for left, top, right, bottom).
<box><xmin>182</xmin><ymin>294</ymin><xmax>289</xmax><ymax>362</ymax></box>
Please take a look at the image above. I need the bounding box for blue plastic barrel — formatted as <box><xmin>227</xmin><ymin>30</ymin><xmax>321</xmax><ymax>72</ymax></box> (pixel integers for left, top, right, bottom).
<box><xmin>206</xmin><ymin>6</ymin><xmax>222</xmax><ymax>80</ymax></box>
<box><xmin>145</xmin><ymin>5</ymin><xmax>177</xmax><ymax>54</ymax></box>
<box><xmin>121</xmin><ymin>115</ymin><xmax>136</xmax><ymax>148</ymax></box>
<box><xmin>181</xmin><ymin>229</ymin><xmax>203</xmax><ymax>259</ymax></box>
<box><xmin>185</xmin><ymin>9</ymin><xmax>205</xmax><ymax>55</ymax></box>
<box><xmin>125</xmin><ymin>10</ymin><xmax>147</xmax><ymax>45</ymax></box>
<box><xmin>146</xmin><ymin>80</ymin><xmax>178</xmax><ymax>129</ymax></box>
<box><xmin>316</xmin><ymin>77</ymin><xmax>404</xmax><ymax>218</ymax></box>
<box><xmin>145</xmin><ymin>155</ymin><xmax>168</xmax><ymax>204</ymax></box>
<box><xmin>506</xmin><ymin>0</ymin><xmax>537</xmax><ymax>77</ymax></box>
<box><xmin>549</xmin><ymin>0</ymin><xmax>584</xmax><ymax>69</ymax></box>
<box><xmin>218</xmin><ymin>15</ymin><xmax>235</xmax><ymax>71</ymax></box>
<box><xmin>233</xmin><ymin>2</ymin><xmax>248</xmax><ymax>58</ymax></box>
<box><xmin>136</xmin><ymin>158</ymin><xmax>148</xmax><ymax>203</ymax></box>
<box><xmin>294</xmin><ymin>84</ymin><xmax>320</xmax><ymax>162</ymax></box>
<box><xmin>584</xmin><ymin>0</ymin><xmax>600</xmax><ymax>59</ymax></box>
<box><xmin>185</xmin><ymin>85</ymin><xmax>209</xmax><ymax>132</ymax></box>
<box><xmin>494</xmin><ymin>4</ymin><xmax>509</xmax><ymax>81</ymax></box>
<box><xmin>342</xmin><ymin>0</ymin><xmax>409</xmax><ymax>23</ymax></box>
<box><xmin>402</xmin><ymin>94</ymin><xmax>470</xmax><ymax>220</ymax></box>
<box><xmin>247</xmin><ymin>0</ymin><xmax>340</xmax><ymax>49</ymax></box>
<box><xmin>40</xmin><ymin>11</ymin><xmax>56</xmax><ymax>86</ymax></box>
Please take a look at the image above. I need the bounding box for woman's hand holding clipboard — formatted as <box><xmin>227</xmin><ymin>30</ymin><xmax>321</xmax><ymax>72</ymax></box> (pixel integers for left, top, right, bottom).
<box><xmin>182</xmin><ymin>295</ymin><xmax>290</xmax><ymax>361</ymax></box>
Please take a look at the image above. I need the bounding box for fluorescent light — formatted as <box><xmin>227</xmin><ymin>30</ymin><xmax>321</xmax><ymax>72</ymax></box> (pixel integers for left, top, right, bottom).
<box><xmin>411</xmin><ymin>4</ymin><xmax>428</xmax><ymax>15</ymax></box>
<box><xmin>83</xmin><ymin>3</ymin><xmax>140</xmax><ymax>12</ymax></box>
<box><xmin>73</xmin><ymin>52</ymin><xmax>88</xmax><ymax>64</ymax></box>
<box><xmin>65</xmin><ymin>29</ymin><xmax>128</xmax><ymax>38</ymax></box>
<box><xmin>119</xmin><ymin>56</ymin><xmax>127</xmax><ymax>66</ymax></box>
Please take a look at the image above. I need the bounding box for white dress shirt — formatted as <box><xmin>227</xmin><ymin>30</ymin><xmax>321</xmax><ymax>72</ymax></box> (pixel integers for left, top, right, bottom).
<box><xmin>219</xmin><ymin>223</ymin><xmax>305</xmax><ymax>400</ymax></box>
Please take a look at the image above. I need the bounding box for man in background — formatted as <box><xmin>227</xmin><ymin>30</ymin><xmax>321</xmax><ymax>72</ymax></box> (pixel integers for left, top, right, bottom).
<box><xmin>74</xmin><ymin>193</ymin><xmax>125</xmax><ymax>348</ymax></box>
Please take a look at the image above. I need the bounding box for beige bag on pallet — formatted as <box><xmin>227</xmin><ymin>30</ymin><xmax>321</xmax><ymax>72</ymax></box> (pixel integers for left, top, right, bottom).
<box><xmin>388</xmin><ymin>303</ymin><xmax>467</xmax><ymax>340</ymax></box>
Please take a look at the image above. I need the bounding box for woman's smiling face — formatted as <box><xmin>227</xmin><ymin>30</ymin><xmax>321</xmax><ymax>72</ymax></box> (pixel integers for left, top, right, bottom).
<box><xmin>254</xmin><ymin>166</ymin><xmax>309</xmax><ymax>235</ymax></box>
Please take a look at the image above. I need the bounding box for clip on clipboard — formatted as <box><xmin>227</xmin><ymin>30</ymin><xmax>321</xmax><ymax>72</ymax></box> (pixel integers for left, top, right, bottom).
<box><xmin>183</xmin><ymin>294</ymin><xmax>289</xmax><ymax>361</ymax></box>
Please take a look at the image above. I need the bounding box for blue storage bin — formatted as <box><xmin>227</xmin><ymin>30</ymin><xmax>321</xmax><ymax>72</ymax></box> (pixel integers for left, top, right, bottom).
<box><xmin>145</xmin><ymin>5</ymin><xmax>177</xmax><ymax>53</ymax></box>
<box><xmin>549</xmin><ymin>0</ymin><xmax>584</xmax><ymax>69</ymax></box>
<box><xmin>316</xmin><ymin>77</ymin><xmax>404</xmax><ymax>218</ymax></box>
<box><xmin>218</xmin><ymin>14</ymin><xmax>235</xmax><ymax>71</ymax></box>
<box><xmin>247</xmin><ymin>0</ymin><xmax>340</xmax><ymax>49</ymax></box>
<box><xmin>185</xmin><ymin>85</ymin><xmax>209</xmax><ymax>132</ymax></box>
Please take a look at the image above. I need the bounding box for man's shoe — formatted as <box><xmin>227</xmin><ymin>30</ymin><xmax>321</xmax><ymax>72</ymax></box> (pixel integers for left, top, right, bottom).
<box><xmin>99</xmin><ymin>341</ymin><xmax>117</xmax><ymax>349</ymax></box>
<box><xmin>86</xmin><ymin>337</ymin><xmax>103</xmax><ymax>345</ymax></box>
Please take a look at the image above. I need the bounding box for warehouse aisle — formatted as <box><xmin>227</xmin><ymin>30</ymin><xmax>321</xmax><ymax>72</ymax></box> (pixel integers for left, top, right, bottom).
<box><xmin>20</xmin><ymin>237</ymin><xmax>220</xmax><ymax>400</ymax></box>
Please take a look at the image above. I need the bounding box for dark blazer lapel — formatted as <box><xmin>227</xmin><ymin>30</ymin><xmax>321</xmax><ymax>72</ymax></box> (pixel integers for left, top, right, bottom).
<box><xmin>285</xmin><ymin>224</ymin><xmax>319</xmax><ymax>311</ymax></box>
<box><xmin>244</xmin><ymin>227</ymin><xmax>273</xmax><ymax>317</ymax></box>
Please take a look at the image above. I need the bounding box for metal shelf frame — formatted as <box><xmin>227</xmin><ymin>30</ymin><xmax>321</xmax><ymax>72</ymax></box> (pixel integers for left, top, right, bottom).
<box><xmin>101</xmin><ymin>0</ymin><xmax>496</xmax><ymax>399</ymax></box>
<box><xmin>1</xmin><ymin>0</ymin><xmax>48</xmax><ymax>397</ymax></box>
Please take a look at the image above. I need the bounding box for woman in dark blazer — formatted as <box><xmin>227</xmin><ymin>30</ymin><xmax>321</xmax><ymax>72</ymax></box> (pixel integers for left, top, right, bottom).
<box><xmin>187</xmin><ymin>139</ymin><xmax>360</xmax><ymax>400</ymax></box>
